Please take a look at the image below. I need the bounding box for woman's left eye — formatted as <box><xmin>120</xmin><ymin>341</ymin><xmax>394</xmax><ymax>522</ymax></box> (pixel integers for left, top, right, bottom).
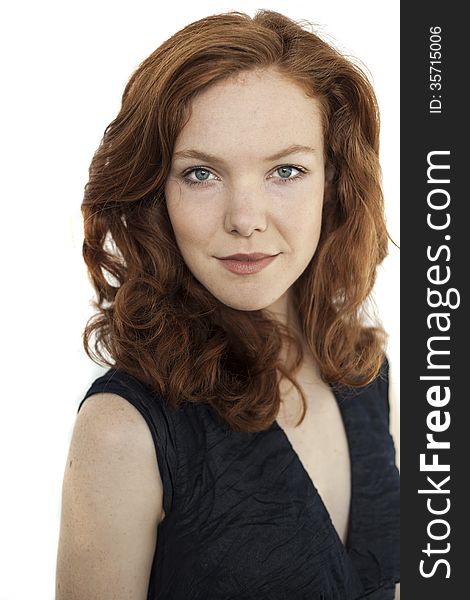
<box><xmin>270</xmin><ymin>165</ymin><xmax>305</xmax><ymax>182</ymax></box>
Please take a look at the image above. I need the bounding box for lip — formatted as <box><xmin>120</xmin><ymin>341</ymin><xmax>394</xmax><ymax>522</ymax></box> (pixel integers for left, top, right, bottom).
<box><xmin>218</xmin><ymin>253</ymin><xmax>276</xmax><ymax>261</ymax></box>
<box><xmin>216</xmin><ymin>253</ymin><xmax>279</xmax><ymax>275</ymax></box>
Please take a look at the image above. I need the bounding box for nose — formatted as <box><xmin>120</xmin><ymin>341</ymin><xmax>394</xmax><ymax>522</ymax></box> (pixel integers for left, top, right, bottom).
<box><xmin>224</xmin><ymin>183</ymin><xmax>268</xmax><ymax>236</ymax></box>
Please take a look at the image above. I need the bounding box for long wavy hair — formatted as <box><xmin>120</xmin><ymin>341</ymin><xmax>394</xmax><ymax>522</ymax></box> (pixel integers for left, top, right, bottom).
<box><xmin>82</xmin><ymin>10</ymin><xmax>388</xmax><ymax>432</ymax></box>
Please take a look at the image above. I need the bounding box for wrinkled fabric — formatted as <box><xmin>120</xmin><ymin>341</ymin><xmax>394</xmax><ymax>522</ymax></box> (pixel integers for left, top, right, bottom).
<box><xmin>79</xmin><ymin>358</ymin><xmax>399</xmax><ymax>599</ymax></box>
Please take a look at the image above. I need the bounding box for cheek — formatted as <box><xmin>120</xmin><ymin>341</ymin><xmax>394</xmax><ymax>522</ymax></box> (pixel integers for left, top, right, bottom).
<box><xmin>166</xmin><ymin>185</ymin><xmax>218</xmax><ymax>249</ymax></box>
<box><xmin>170</xmin><ymin>210</ymin><xmax>204</xmax><ymax>248</ymax></box>
<box><xmin>281</xmin><ymin>194</ymin><xmax>324</xmax><ymax>250</ymax></box>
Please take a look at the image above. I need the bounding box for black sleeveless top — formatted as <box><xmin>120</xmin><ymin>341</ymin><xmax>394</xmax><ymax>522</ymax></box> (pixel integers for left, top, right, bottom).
<box><xmin>79</xmin><ymin>359</ymin><xmax>400</xmax><ymax>599</ymax></box>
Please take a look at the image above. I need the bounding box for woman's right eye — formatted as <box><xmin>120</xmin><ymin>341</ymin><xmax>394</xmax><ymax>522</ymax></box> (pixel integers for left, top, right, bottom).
<box><xmin>182</xmin><ymin>167</ymin><xmax>219</xmax><ymax>186</ymax></box>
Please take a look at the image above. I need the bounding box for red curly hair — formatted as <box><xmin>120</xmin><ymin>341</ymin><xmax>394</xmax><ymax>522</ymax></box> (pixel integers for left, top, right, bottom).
<box><xmin>82</xmin><ymin>10</ymin><xmax>388</xmax><ymax>432</ymax></box>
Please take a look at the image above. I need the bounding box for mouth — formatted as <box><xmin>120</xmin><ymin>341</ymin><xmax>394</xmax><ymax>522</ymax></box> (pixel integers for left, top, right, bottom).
<box><xmin>217</xmin><ymin>252</ymin><xmax>278</xmax><ymax>261</ymax></box>
<box><xmin>216</xmin><ymin>253</ymin><xmax>280</xmax><ymax>275</ymax></box>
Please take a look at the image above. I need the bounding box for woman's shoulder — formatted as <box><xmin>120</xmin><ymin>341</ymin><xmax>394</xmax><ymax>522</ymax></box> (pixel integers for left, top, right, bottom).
<box><xmin>79</xmin><ymin>368</ymin><xmax>186</xmax><ymax>515</ymax></box>
<box><xmin>333</xmin><ymin>355</ymin><xmax>390</xmax><ymax>406</ymax></box>
<box><xmin>74</xmin><ymin>390</ymin><xmax>164</xmax><ymax>503</ymax></box>
<box><xmin>57</xmin><ymin>390</ymin><xmax>164</xmax><ymax>598</ymax></box>
<box><xmin>76</xmin><ymin>380</ymin><xmax>167</xmax><ymax>501</ymax></box>
<box><xmin>79</xmin><ymin>368</ymin><xmax>166</xmax><ymax>413</ymax></box>
<box><xmin>79</xmin><ymin>369</ymin><xmax>177</xmax><ymax>456</ymax></box>
<box><xmin>77</xmin><ymin>388</ymin><xmax>160</xmax><ymax>452</ymax></box>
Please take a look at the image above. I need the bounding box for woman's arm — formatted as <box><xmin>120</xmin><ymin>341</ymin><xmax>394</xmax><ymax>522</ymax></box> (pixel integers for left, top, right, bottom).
<box><xmin>56</xmin><ymin>393</ymin><xmax>164</xmax><ymax>600</ymax></box>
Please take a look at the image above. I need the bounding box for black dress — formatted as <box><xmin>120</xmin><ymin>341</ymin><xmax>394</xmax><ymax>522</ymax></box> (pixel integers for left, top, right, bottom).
<box><xmin>79</xmin><ymin>358</ymin><xmax>400</xmax><ymax>599</ymax></box>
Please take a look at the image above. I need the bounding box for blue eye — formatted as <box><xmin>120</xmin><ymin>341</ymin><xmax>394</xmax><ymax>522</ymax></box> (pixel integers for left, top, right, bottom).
<box><xmin>193</xmin><ymin>168</ymin><xmax>211</xmax><ymax>181</ymax></box>
<box><xmin>277</xmin><ymin>166</ymin><xmax>295</xmax><ymax>178</ymax></box>
<box><xmin>182</xmin><ymin>167</ymin><xmax>218</xmax><ymax>186</ymax></box>
<box><xmin>271</xmin><ymin>165</ymin><xmax>306</xmax><ymax>183</ymax></box>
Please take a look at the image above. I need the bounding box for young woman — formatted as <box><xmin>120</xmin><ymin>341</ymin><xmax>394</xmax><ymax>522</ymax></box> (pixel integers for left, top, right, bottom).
<box><xmin>56</xmin><ymin>10</ymin><xmax>400</xmax><ymax>599</ymax></box>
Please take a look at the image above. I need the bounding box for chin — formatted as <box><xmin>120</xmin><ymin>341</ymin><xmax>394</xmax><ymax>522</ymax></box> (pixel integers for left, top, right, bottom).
<box><xmin>214</xmin><ymin>292</ymin><xmax>283</xmax><ymax>313</ymax></box>
<box><xmin>222</xmin><ymin>301</ymin><xmax>267</xmax><ymax>312</ymax></box>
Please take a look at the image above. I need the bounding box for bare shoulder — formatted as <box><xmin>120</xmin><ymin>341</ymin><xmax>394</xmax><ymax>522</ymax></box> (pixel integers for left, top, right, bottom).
<box><xmin>68</xmin><ymin>392</ymin><xmax>164</xmax><ymax>514</ymax></box>
<box><xmin>74</xmin><ymin>391</ymin><xmax>160</xmax><ymax>459</ymax></box>
<box><xmin>56</xmin><ymin>392</ymin><xmax>164</xmax><ymax>600</ymax></box>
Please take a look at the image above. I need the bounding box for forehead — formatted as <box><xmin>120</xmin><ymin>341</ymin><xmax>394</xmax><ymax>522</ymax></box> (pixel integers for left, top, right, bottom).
<box><xmin>174</xmin><ymin>68</ymin><xmax>324</xmax><ymax>160</ymax></box>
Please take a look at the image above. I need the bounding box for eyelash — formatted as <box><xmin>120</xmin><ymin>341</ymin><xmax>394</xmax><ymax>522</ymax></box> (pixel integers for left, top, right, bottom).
<box><xmin>181</xmin><ymin>165</ymin><xmax>308</xmax><ymax>188</ymax></box>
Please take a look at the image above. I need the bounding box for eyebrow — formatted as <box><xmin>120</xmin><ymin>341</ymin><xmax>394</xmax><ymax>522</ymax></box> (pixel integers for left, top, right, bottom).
<box><xmin>172</xmin><ymin>144</ymin><xmax>317</xmax><ymax>165</ymax></box>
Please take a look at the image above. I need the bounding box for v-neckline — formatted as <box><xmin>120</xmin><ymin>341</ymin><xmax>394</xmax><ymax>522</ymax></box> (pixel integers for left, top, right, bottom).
<box><xmin>270</xmin><ymin>382</ymin><xmax>354</xmax><ymax>554</ymax></box>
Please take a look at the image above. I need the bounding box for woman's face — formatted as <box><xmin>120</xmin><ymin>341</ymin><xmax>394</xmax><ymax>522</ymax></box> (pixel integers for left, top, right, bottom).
<box><xmin>165</xmin><ymin>68</ymin><xmax>326</xmax><ymax>313</ymax></box>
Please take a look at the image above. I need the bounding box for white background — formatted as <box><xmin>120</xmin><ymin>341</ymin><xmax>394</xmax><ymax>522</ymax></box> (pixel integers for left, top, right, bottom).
<box><xmin>0</xmin><ymin>1</ymin><xmax>399</xmax><ymax>598</ymax></box>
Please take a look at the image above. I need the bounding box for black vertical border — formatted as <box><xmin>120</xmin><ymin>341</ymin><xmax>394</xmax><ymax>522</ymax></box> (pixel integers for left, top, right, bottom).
<box><xmin>401</xmin><ymin>2</ymin><xmax>466</xmax><ymax>597</ymax></box>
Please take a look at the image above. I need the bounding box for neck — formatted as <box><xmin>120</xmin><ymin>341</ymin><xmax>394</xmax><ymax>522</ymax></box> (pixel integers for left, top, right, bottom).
<box><xmin>263</xmin><ymin>289</ymin><xmax>300</xmax><ymax>332</ymax></box>
<box><xmin>263</xmin><ymin>289</ymin><xmax>309</xmax><ymax>372</ymax></box>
